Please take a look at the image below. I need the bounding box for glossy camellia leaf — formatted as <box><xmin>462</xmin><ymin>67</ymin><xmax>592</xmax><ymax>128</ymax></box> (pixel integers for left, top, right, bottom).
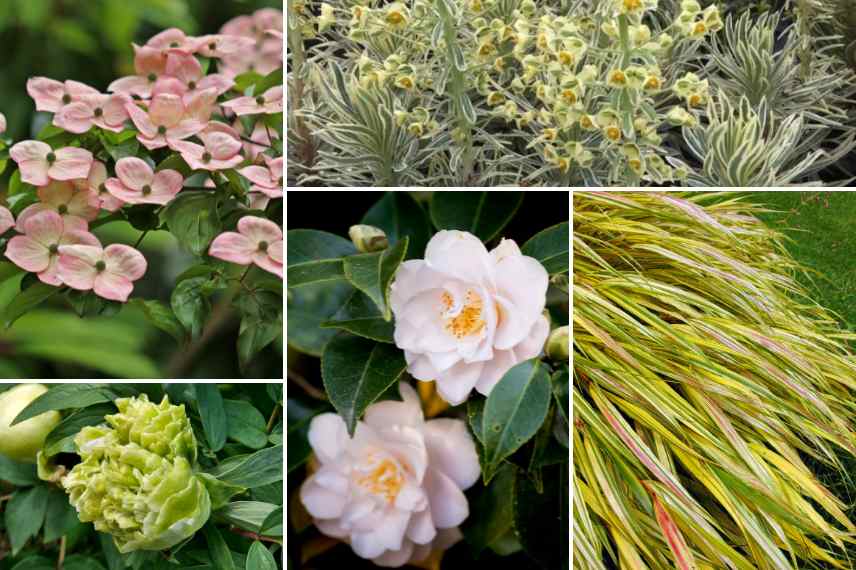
<box><xmin>429</xmin><ymin>191</ymin><xmax>524</xmax><ymax>242</ymax></box>
<box><xmin>247</xmin><ymin>541</ymin><xmax>278</xmax><ymax>570</ymax></box>
<box><xmin>162</xmin><ymin>191</ymin><xmax>222</xmax><ymax>255</ymax></box>
<box><xmin>521</xmin><ymin>221</ymin><xmax>570</xmax><ymax>275</ymax></box>
<box><xmin>287</xmin><ymin>280</ymin><xmax>353</xmax><ymax>356</ymax></box>
<box><xmin>481</xmin><ymin>358</ymin><xmax>552</xmax><ymax>483</ymax></box>
<box><xmin>514</xmin><ymin>463</ymin><xmax>565</xmax><ymax>569</ymax></box>
<box><xmin>321</xmin><ymin>332</ymin><xmax>408</xmax><ymax>434</ymax></box>
<box><xmin>463</xmin><ymin>463</ymin><xmax>517</xmax><ymax>557</ymax></box>
<box><xmin>287</xmin><ymin>399</ymin><xmax>327</xmax><ymax>474</ymax></box>
<box><xmin>3</xmin><ymin>282</ymin><xmax>58</xmax><ymax>328</ymax></box>
<box><xmin>321</xmin><ymin>289</ymin><xmax>394</xmax><ymax>343</ymax></box>
<box><xmin>224</xmin><ymin>399</ymin><xmax>268</xmax><ymax>450</ymax></box>
<box><xmin>287</xmin><ymin>229</ymin><xmax>356</xmax><ymax>288</ymax></box>
<box><xmin>343</xmin><ymin>236</ymin><xmax>408</xmax><ymax>320</ymax></box>
<box><xmin>361</xmin><ymin>191</ymin><xmax>432</xmax><ymax>260</ymax></box>
<box><xmin>196</xmin><ymin>384</ymin><xmax>227</xmax><ymax>452</ymax></box>
<box><xmin>6</xmin><ymin>484</ymin><xmax>50</xmax><ymax>555</ymax></box>
<box><xmin>12</xmin><ymin>383</ymin><xmax>117</xmax><ymax>425</ymax></box>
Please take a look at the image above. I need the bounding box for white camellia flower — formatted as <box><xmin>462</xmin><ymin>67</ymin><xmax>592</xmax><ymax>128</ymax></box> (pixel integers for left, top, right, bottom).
<box><xmin>389</xmin><ymin>230</ymin><xmax>550</xmax><ymax>405</ymax></box>
<box><xmin>300</xmin><ymin>383</ymin><xmax>479</xmax><ymax>567</ymax></box>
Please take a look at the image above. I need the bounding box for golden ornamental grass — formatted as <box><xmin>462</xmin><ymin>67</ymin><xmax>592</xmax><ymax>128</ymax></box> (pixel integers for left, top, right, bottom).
<box><xmin>573</xmin><ymin>192</ymin><xmax>856</xmax><ymax>570</ymax></box>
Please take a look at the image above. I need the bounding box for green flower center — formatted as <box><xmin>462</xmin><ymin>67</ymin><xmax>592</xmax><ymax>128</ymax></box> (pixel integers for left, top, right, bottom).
<box><xmin>277</xmin><ymin>177</ymin><xmax>283</xmax><ymax>187</ymax></box>
<box><xmin>46</xmin><ymin>152</ymin><xmax>57</xmax><ymax>164</ymax></box>
<box><xmin>170</xmin><ymin>41</ymin><xmax>180</xmax><ymax>48</ymax></box>
<box><xmin>188</xmin><ymin>81</ymin><xmax>197</xmax><ymax>90</ymax></box>
<box><xmin>48</xmin><ymin>244</ymin><xmax>59</xmax><ymax>255</ymax></box>
<box><xmin>147</xmin><ymin>73</ymin><xmax>157</xmax><ymax>82</ymax></box>
<box><xmin>62</xmin><ymin>94</ymin><xmax>72</xmax><ymax>104</ymax></box>
<box><xmin>142</xmin><ymin>185</ymin><xmax>152</xmax><ymax>196</ymax></box>
<box><xmin>258</xmin><ymin>240</ymin><xmax>269</xmax><ymax>252</ymax></box>
<box><xmin>255</xmin><ymin>96</ymin><xmax>265</xmax><ymax>105</ymax></box>
<box><xmin>57</xmin><ymin>204</ymin><xmax>68</xmax><ymax>215</ymax></box>
<box><xmin>94</xmin><ymin>107</ymin><xmax>103</xmax><ymax>117</ymax></box>
<box><xmin>208</xmin><ymin>41</ymin><xmax>217</xmax><ymax>51</ymax></box>
<box><xmin>157</xmin><ymin>125</ymin><xmax>167</xmax><ymax>135</ymax></box>
<box><xmin>95</xmin><ymin>260</ymin><xmax>106</xmax><ymax>272</ymax></box>
<box><xmin>99</xmin><ymin>183</ymin><xmax>107</xmax><ymax>194</ymax></box>
<box><xmin>202</xmin><ymin>152</ymin><xmax>212</xmax><ymax>163</ymax></box>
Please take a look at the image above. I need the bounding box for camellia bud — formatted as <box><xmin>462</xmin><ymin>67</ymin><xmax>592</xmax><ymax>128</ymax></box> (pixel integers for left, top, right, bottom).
<box><xmin>348</xmin><ymin>224</ymin><xmax>389</xmax><ymax>253</ymax></box>
<box><xmin>61</xmin><ymin>395</ymin><xmax>211</xmax><ymax>553</ymax></box>
<box><xmin>0</xmin><ymin>384</ymin><xmax>61</xmax><ymax>463</ymax></box>
<box><xmin>545</xmin><ymin>325</ymin><xmax>570</xmax><ymax>361</ymax></box>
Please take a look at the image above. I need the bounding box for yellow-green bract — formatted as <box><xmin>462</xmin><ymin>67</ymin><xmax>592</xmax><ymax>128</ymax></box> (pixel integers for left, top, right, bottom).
<box><xmin>61</xmin><ymin>394</ymin><xmax>211</xmax><ymax>553</ymax></box>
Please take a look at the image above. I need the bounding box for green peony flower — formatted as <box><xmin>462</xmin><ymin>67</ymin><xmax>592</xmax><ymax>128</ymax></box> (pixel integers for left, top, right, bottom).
<box><xmin>61</xmin><ymin>394</ymin><xmax>211</xmax><ymax>553</ymax></box>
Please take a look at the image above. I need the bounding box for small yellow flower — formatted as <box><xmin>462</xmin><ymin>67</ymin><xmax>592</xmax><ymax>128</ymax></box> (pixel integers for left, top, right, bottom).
<box><xmin>487</xmin><ymin>92</ymin><xmax>505</xmax><ymax>106</ymax></box>
<box><xmin>692</xmin><ymin>21</ymin><xmax>706</xmax><ymax>36</ymax></box>
<box><xmin>396</xmin><ymin>75</ymin><xmax>415</xmax><ymax>90</ymax></box>
<box><xmin>385</xmin><ymin>3</ymin><xmax>409</xmax><ymax>27</ymax></box>
<box><xmin>643</xmin><ymin>76</ymin><xmax>661</xmax><ymax>91</ymax></box>
<box><xmin>579</xmin><ymin>115</ymin><xmax>595</xmax><ymax>130</ymax></box>
<box><xmin>561</xmin><ymin>89</ymin><xmax>577</xmax><ymax>104</ymax></box>
<box><xmin>408</xmin><ymin>122</ymin><xmax>424</xmax><ymax>137</ymax></box>
<box><xmin>688</xmin><ymin>93</ymin><xmax>703</xmax><ymax>107</ymax></box>
<box><xmin>605</xmin><ymin>126</ymin><xmax>621</xmax><ymax>141</ymax></box>
<box><xmin>543</xmin><ymin>128</ymin><xmax>558</xmax><ymax>141</ymax></box>
<box><xmin>607</xmin><ymin>69</ymin><xmax>627</xmax><ymax>88</ymax></box>
<box><xmin>558</xmin><ymin>51</ymin><xmax>575</xmax><ymax>66</ymax></box>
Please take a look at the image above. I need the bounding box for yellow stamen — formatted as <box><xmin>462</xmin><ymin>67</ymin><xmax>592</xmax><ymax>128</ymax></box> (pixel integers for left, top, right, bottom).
<box><xmin>442</xmin><ymin>290</ymin><xmax>486</xmax><ymax>339</ymax></box>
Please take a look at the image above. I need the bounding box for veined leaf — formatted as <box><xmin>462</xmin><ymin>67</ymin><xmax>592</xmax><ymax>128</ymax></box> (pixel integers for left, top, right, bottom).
<box><xmin>342</xmin><ymin>236</ymin><xmax>408</xmax><ymax>320</ymax></box>
<box><xmin>430</xmin><ymin>192</ymin><xmax>523</xmax><ymax>242</ymax></box>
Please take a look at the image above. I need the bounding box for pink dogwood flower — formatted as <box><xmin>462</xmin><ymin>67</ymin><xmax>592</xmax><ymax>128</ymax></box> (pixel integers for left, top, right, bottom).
<box><xmin>171</xmin><ymin>124</ymin><xmax>244</xmax><ymax>171</ymax></box>
<box><xmin>239</xmin><ymin>155</ymin><xmax>282</xmax><ymax>198</ymax></box>
<box><xmin>150</xmin><ymin>53</ymin><xmax>233</xmax><ymax>102</ymax></box>
<box><xmin>241</xmin><ymin>121</ymin><xmax>277</xmax><ymax>160</ymax></box>
<box><xmin>58</xmin><ymin>240</ymin><xmax>147</xmax><ymax>302</ymax></box>
<box><xmin>74</xmin><ymin>161</ymin><xmax>124</xmax><ymax>212</ymax></box>
<box><xmin>193</xmin><ymin>34</ymin><xmax>255</xmax><ymax>58</ymax></box>
<box><xmin>15</xmin><ymin>181</ymin><xmax>99</xmax><ymax>233</ymax></box>
<box><xmin>144</xmin><ymin>28</ymin><xmax>198</xmax><ymax>54</ymax></box>
<box><xmin>0</xmin><ymin>113</ymin><xmax>6</xmax><ymax>135</ymax></box>
<box><xmin>209</xmin><ymin>216</ymin><xmax>282</xmax><ymax>278</ymax></box>
<box><xmin>10</xmin><ymin>141</ymin><xmax>93</xmax><ymax>186</ymax></box>
<box><xmin>125</xmin><ymin>92</ymin><xmax>211</xmax><ymax>150</ymax></box>
<box><xmin>54</xmin><ymin>93</ymin><xmax>131</xmax><ymax>134</ymax></box>
<box><xmin>108</xmin><ymin>45</ymin><xmax>169</xmax><ymax>99</ymax></box>
<box><xmin>0</xmin><ymin>206</ymin><xmax>13</xmax><ymax>234</ymax></box>
<box><xmin>222</xmin><ymin>86</ymin><xmax>283</xmax><ymax>116</ymax></box>
<box><xmin>26</xmin><ymin>78</ymin><xmax>100</xmax><ymax>113</ymax></box>
<box><xmin>104</xmin><ymin>157</ymin><xmax>184</xmax><ymax>205</ymax></box>
<box><xmin>5</xmin><ymin>210</ymin><xmax>100</xmax><ymax>286</ymax></box>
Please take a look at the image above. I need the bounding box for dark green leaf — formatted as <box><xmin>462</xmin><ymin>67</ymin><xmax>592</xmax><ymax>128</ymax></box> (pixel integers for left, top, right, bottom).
<box><xmin>100</xmin><ymin>131</ymin><xmax>139</xmax><ymax>161</ymax></box>
<box><xmin>0</xmin><ymin>453</ymin><xmax>38</xmax><ymax>486</ymax></box>
<box><xmin>255</xmin><ymin>68</ymin><xmax>284</xmax><ymax>95</ymax></box>
<box><xmin>9</xmin><ymin>557</ymin><xmax>54</xmax><ymax>570</ymax></box>
<box><xmin>198</xmin><ymin>473</ymin><xmax>246</xmax><ymax>510</ymax></box>
<box><xmin>6</xmin><ymin>485</ymin><xmax>49</xmax><ymax>555</ymax></box>
<box><xmin>65</xmin><ymin>289</ymin><xmax>121</xmax><ymax>318</ymax></box>
<box><xmin>204</xmin><ymin>523</ymin><xmax>236</xmax><ymax>570</ymax></box>
<box><xmin>196</xmin><ymin>384</ymin><xmax>227</xmax><ymax>452</ymax></box>
<box><xmin>287</xmin><ymin>280</ymin><xmax>353</xmax><ymax>356</ymax></box>
<box><xmin>156</xmin><ymin>153</ymin><xmax>193</xmax><ymax>177</ymax></box>
<box><xmin>4</xmin><ymin>282</ymin><xmax>59</xmax><ymax>328</ymax></box>
<box><xmin>13</xmin><ymin>384</ymin><xmax>116</xmax><ymax>425</ymax></box>
<box><xmin>246</xmin><ymin>541</ymin><xmax>278</xmax><ymax>570</ymax></box>
<box><xmin>481</xmin><ymin>359</ymin><xmax>551</xmax><ymax>483</ymax></box>
<box><xmin>43</xmin><ymin>488</ymin><xmax>84</xmax><ymax>542</ymax></box>
<box><xmin>233</xmin><ymin>71</ymin><xmax>264</xmax><ymax>93</ymax></box>
<box><xmin>217</xmin><ymin>501</ymin><xmax>279</xmax><ymax>533</ymax></box>
<box><xmin>259</xmin><ymin>506</ymin><xmax>283</xmax><ymax>537</ymax></box>
<box><xmin>215</xmin><ymin>445</ymin><xmax>283</xmax><ymax>488</ymax></box>
<box><xmin>362</xmin><ymin>192</ymin><xmax>431</xmax><ymax>260</ymax></box>
<box><xmin>126</xmin><ymin>203</ymin><xmax>161</xmax><ymax>231</ymax></box>
<box><xmin>521</xmin><ymin>221</ymin><xmax>569</xmax><ymax>275</ymax></box>
<box><xmin>43</xmin><ymin>403</ymin><xmax>116</xmax><ymax>457</ymax></box>
<box><xmin>286</xmin><ymin>229</ymin><xmax>355</xmax><ymax>288</ymax></box>
<box><xmin>266</xmin><ymin>384</ymin><xmax>282</xmax><ymax>405</ymax></box>
<box><xmin>171</xmin><ymin>277</ymin><xmax>211</xmax><ymax>340</ymax></box>
<box><xmin>224</xmin><ymin>399</ymin><xmax>268</xmax><ymax>450</ymax></box>
<box><xmin>552</xmin><ymin>366</ymin><xmax>569</xmax><ymax>425</ymax></box>
<box><xmin>62</xmin><ymin>555</ymin><xmax>108</xmax><ymax>570</ymax></box>
<box><xmin>130</xmin><ymin>298</ymin><xmax>185</xmax><ymax>343</ymax></box>
<box><xmin>7</xmin><ymin>169</ymin><xmax>34</xmax><ymax>196</ymax></box>
<box><xmin>343</xmin><ymin>237</ymin><xmax>408</xmax><ymax>320</ymax></box>
<box><xmin>238</xmin><ymin>315</ymin><xmax>281</xmax><ymax>370</ymax></box>
<box><xmin>463</xmin><ymin>463</ymin><xmax>516</xmax><ymax>557</ymax></box>
<box><xmin>162</xmin><ymin>192</ymin><xmax>222</xmax><ymax>255</ymax></box>
<box><xmin>430</xmin><ymin>191</ymin><xmax>524</xmax><ymax>242</ymax></box>
<box><xmin>321</xmin><ymin>289</ymin><xmax>394</xmax><ymax>343</ymax></box>
<box><xmin>514</xmin><ymin>464</ymin><xmax>565</xmax><ymax>569</ymax></box>
<box><xmin>322</xmin><ymin>333</ymin><xmax>407</xmax><ymax>434</ymax></box>
<box><xmin>287</xmin><ymin>399</ymin><xmax>326</xmax><ymax>473</ymax></box>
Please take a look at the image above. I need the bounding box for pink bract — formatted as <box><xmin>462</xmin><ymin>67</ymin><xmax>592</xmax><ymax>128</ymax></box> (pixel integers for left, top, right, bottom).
<box><xmin>5</xmin><ymin>210</ymin><xmax>100</xmax><ymax>286</ymax></box>
<box><xmin>208</xmin><ymin>216</ymin><xmax>283</xmax><ymax>278</ymax></box>
<box><xmin>74</xmin><ymin>161</ymin><xmax>124</xmax><ymax>213</ymax></box>
<box><xmin>54</xmin><ymin>93</ymin><xmax>131</xmax><ymax>134</ymax></box>
<box><xmin>108</xmin><ymin>45</ymin><xmax>169</xmax><ymax>99</ymax></box>
<box><xmin>0</xmin><ymin>206</ymin><xmax>13</xmax><ymax>234</ymax></box>
<box><xmin>125</xmin><ymin>92</ymin><xmax>212</xmax><ymax>150</ymax></box>
<box><xmin>15</xmin><ymin>181</ymin><xmax>99</xmax><ymax>233</ymax></box>
<box><xmin>171</xmin><ymin>124</ymin><xmax>244</xmax><ymax>171</ymax></box>
<box><xmin>26</xmin><ymin>78</ymin><xmax>100</xmax><ymax>113</ymax></box>
<box><xmin>10</xmin><ymin>141</ymin><xmax>94</xmax><ymax>186</ymax></box>
<box><xmin>222</xmin><ymin>86</ymin><xmax>283</xmax><ymax>116</ymax></box>
<box><xmin>239</xmin><ymin>155</ymin><xmax>282</xmax><ymax>198</ymax></box>
<box><xmin>58</xmin><ymin>241</ymin><xmax>147</xmax><ymax>303</ymax></box>
<box><xmin>104</xmin><ymin>157</ymin><xmax>184</xmax><ymax>205</ymax></box>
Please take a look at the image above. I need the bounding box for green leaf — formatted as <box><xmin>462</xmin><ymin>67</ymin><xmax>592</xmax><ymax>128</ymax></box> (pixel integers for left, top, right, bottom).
<box><xmin>126</xmin><ymin>203</ymin><xmax>161</xmax><ymax>232</ymax></box>
<box><xmin>3</xmin><ymin>282</ymin><xmax>59</xmax><ymax>328</ymax></box>
<box><xmin>233</xmin><ymin>71</ymin><xmax>264</xmax><ymax>93</ymax></box>
<box><xmin>246</xmin><ymin>541</ymin><xmax>278</xmax><ymax>570</ymax></box>
<box><xmin>62</xmin><ymin>555</ymin><xmax>108</xmax><ymax>570</ymax></box>
<box><xmin>198</xmin><ymin>473</ymin><xmax>246</xmax><ymax>511</ymax></box>
<box><xmin>521</xmin><ymin>221</ymin><xmax>569</xmax><ymax>275</ymax></box>
<box><xmin>238</xmin><ymin>315</ymin><xmax>281</xmax><ymax>370</ymax></box>
<box><xmin>215</xmin><ymin>445</ymin><xmax>284</xmax><ymax>488</ymax></box>
<box><xmin>9</xmin><ymin>557</ymin><xmax>54</xmax><ymax>570</ymax></box>
<box><xmin>99</xmin><ymin>130</ymin><xmax>139</xmax><ymax>161</ymax></box>
<box><xmin>130</xmin><ymin>298</ymin><xmax>185</xmax><ymax>343</ymax></box>
<box><xmin>204</xmin><ymin>523</ymin><xmax>236</xmax><ymax>570</ymax></box>
<box><xmin>343</xmin><ymin>237</ymin><xmax>408</xmax><ymax>320</ymax></box>
<box><xmin>224</xmin><ymin>399</ymin><xmax>268</xmax><ymax>450</ymax></box>
<box><xmin>217</xmin><ymin>501</ymin><xmax>279</xmax><ymax>533</ymax></box>
<box><xmin>481</xmin><ymin>359</ymin><xmax>551</xmax><ymax>483</ymax></box>
<box><xmin>0</xmin><ymin>453</ymin><xmax>38</xmax><ymax>486</ymax></box>
<box><xmin>255</xmin><ymin>68</ymin><xmax>284</xmax><ymax>95</ymax></box>
<box><xmin>287</xmin><ymin>399</ymin><xmax>326</xmax><ymax>474</ymax></box>
<box><xmin>322</xmin><ymin>333</ymin><xmax>407</xmax><ymax>434</ymax></box>
<box><xmin>286</xmin><ymin>229</ymin><xmax>356</xmax><ymax>288</ymax></box>
<box><xmin>321</xmin><ymin>289</ymin><xmax>394</xmax><ymax>343</ymax></box>
<box><xmin>43</xmin><ymin>488</ymin><xmax>84</xmax><ymax>542</ymax></box>
<box><xmin>156</xmin><ymin>153</ymin><xmax>193</xmax><ymax>177</ymax></box>
<box><xmin>6</xmin><ymin>485</ymin><xmax>49</xmax><ymax>555</ymax></box>
<box><xmin>260</xmin><ymin>506</ymin><xmax>284</xmax><ymax>537</ymax></box>
<box><xmin>43</xmin><ymin>403</ymin><xmax>116</xmax><ymax>457</ymax></box>
<box><xmin>171</xmin><ymin>277</ymin><xmax>211</xmax><ymax>340</ymax></box>
<box><xmin>463</xmin><ymin>463</ymin><xmax>516</xmax><ymax>557</ymax></box>
<box><xmin>552</xmin><ymin>366</ymin><xmax>569</xmax><ymax>425</ymax></box>
<box><xmin>430</xmin><ymin>191</ymin><xmax>524</xmax><ymax>242</ymax></box>
<box><xmin>12</xmin><ymin>384</ymin><xmax>116</xmax><ymax>425</ymax></box>
<box><xmin>514</xmin><ymin>464</ymin><xmax>565</xmax><ymax>569</ymax></box>
<box><xmin>162</xmin><ymin>192</ymin><xmax>222</xmax><ymax>255</ymax></box>
<box><xmin>287</xmin><ymin>280</ymin><xmax>353</xmax><ymax>356</ymax></box>
<box><xmin>362</xmin><ymin>192</ymin><xmax>431</xmax><ymax>260</ymax></box>
<box><xmin>196</xmin><ymin>384</ymin><xmax>227</xmax><ymax>452</ymax></box>
<box><xmin>7</xmin><ymin>169</ymin><xmax>34</xmax><ymax>196</ymax></box>
<box><xmin>65</xmin><ymin>289</ymin><xmax>122</xmax><ymax>318</ymax></box>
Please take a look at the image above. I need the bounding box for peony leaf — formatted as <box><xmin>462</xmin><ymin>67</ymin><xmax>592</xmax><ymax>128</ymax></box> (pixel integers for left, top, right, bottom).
<box><xmin>196</xmin><ymin>384</ymin><xmax>227</xmax><ymax>452</ymax></box>
<box><xmin>246</xmin><ymin>541</ymin><xmax>278</xmax><ymax>570</ymax></box>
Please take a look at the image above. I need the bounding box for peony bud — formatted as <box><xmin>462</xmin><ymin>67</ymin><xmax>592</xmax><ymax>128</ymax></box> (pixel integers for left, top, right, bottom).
<box><xmin>545</xmin><ymin>325</ymin><xmax>569</xmax><ymax>361</ymax></box>
<box><xmin>0</xmin><ymin>384</ymin><xmax>61</xmax><ymax>463</ymax></box>
<box><xmin>349</xmin><ymin>224</ymin><xmax>389</xmax><ymax>253</ymax></box>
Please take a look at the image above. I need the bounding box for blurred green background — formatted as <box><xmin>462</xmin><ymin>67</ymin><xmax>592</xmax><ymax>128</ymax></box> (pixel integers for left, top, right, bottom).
<box><xmin>0</xmin><ymin>0</ymin><xmax>283</xmax><ymax>379</ymax></box>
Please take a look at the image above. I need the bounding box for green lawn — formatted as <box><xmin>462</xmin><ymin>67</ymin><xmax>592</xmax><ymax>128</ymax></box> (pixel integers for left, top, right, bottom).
<box><xmin>746</xmin><ymin>191</ymin><xmax>856</xmax><ymax>332</ymax></box>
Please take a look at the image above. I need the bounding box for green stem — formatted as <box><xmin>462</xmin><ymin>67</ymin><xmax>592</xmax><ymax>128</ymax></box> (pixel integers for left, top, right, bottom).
<box><xmin>133</xmin><ymin>230</ymin><xmax>149</xmax><ymax>249</ymax></box>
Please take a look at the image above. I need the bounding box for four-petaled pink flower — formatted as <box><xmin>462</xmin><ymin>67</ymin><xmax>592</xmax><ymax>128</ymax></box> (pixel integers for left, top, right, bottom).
<box><xmin>0</xmin><ymin>113</ymin><xmax>6</xmax><ymax>135</ymax></box>
<box><xmin>104</xmin><ymin>157</ymin><xmax>184</xmax><ymax>205</ymax></box>
<box><xmin>5</xmin><ymin>210</ymin><xmax>100</xmax><ymax>286</ymax></box>
<box><xmin>26</xmin><ymin>78</ymin><xmax>100</xmax><ymax>113</ymax></box>
<box><xmin>125</xmin><ymin>92</ymin><xmax>211</xmax><ymax>150</ymax></box>
<box><xmin>58</xmin><ymin>240</ymin><xmax>147</xmax><ymax>302</ymax></box>
<box><xmin>74</xmin><ymin>161</ymin><xmax>124</xmax><ymax>213</ymax></box>
<box><xmin>222</xmin><ymin>86</ymin><xmax>283</xmax><ymax>116</ymax></box>
<box><xmin>209</xmin><ymin>216</ymin><xmax>282</xmax><ymax>278</ymax></box>
<box><xmin>144</xmin><ymin>28</ymin><xmax>197</xmax><ymax>54</ymax></box>
<box><xmin>54</xmin><ymin>93</ymin><xmax>131</xmax><ymax>134</ymax></box>
<box><xmin>240</xmin><ymin>155</ymin><xmax>282</xmax><ymax>198</ymax></box>
<box><xmin>151</xmin><ymin>53</ymin><xmax>233</xmax><ymax>103</ymax></box>
<box><xmin>193</xmin><ymin>34</ymin><xmax>255</xmax><ymax>58</ymax></box>
<box><xmin>241</xmin><ymin>121</ymin><xmax>277</xmax><ymax>160</ymax></box>
<box><xmin>15</xmin><ymin>181</ymin><xmax>99</xmax><ymax>233</ymax></box>
<box><xmin>10</xmin><ymin>141</ymin><xmax>94</xmax><ymax>186</ymax></box>
<box><xmin>108</xmin><ymin>45</ymin><xmax>169</xmax><ymax>99</ymax></box>
<box><xmin>0</xmin><ymin>206</ymin><xmax>13</xmax><ymax>234</ymax></box>
<box><xmin>171</xmin><ymin>123</ymin><xmax>244</xmax><ymax>171</ymax></box>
